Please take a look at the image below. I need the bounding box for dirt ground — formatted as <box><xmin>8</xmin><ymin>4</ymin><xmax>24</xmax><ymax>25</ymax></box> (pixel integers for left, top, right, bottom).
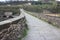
<box><xmin>39</xmin><ymin>13</ymin><xmax>60</xmax><ymax>27</ymax></box>
<box><xmin>45</xmin><ymin>14</ymin><xmax>60</xmax><ymax>17</ymax></box>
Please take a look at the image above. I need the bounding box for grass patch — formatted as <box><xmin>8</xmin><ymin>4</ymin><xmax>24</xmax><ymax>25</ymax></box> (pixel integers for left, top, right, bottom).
<box><xmin>18</xmin><ymin>23</ymin><xmax>28</xmax><ymax>40</ymax></box>
<box><xmin>18</xmin><ymin>28</ymin><xmax>28</xmax><ymax>40</ymax></box>
<box><xmin>22</xmin><ymin>28</ymin><xmax>28</xmax><ymax>37</ymax></box>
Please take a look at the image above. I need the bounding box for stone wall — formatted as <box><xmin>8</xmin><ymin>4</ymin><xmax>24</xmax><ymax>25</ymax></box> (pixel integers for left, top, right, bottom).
<box><xmin>0</xmin><ymin>17</ymin><xmax>27</xmax><ymax>40</ymax></box>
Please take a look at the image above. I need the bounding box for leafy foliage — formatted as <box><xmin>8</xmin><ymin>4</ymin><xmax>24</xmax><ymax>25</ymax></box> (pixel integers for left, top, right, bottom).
<box><xmin>23</xmin><ymin>2</ymin><xmax>60</xmax><ymax>13</ymax></box>
<box><xmin>0</xmin><ymin>6</ymin><xmax>20</xmax><ymax>15</ymax></box>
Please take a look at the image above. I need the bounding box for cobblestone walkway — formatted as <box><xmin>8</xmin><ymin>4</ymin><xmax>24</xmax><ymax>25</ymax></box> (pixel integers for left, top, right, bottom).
<box><xmin>21</xmin><ymin>9</ymin><xmax>60</xmax><ymax>40</ymax></box>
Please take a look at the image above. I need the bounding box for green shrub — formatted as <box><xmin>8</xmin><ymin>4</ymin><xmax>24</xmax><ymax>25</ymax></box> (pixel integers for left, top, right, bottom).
<box><xmin>23</xmin><ymin>2</ymin><xmax>60</xmax><ymax>13</ymax></box>
<box><xmin>0</xmin><ymin>6</ymin><xmax>20</xmax><ymax>15</ymax></box>
<box><xmin>23</xmin><ymin>5</ymin><xmax>43</xmax><ymax>13</ymax></box>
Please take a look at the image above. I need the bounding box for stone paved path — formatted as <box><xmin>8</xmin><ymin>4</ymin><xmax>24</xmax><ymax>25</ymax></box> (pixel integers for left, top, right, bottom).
<box><xmin>21</xmin><ymin>9</ymin><xmax>60</xmax><ymax>40</ymax></box>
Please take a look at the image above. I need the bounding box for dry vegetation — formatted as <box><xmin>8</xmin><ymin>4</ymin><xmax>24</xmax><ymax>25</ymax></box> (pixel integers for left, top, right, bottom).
<box><xmin>45</xmin><ymin>14</ymin><xmax>60</xmax><ymax>17</ymax></box>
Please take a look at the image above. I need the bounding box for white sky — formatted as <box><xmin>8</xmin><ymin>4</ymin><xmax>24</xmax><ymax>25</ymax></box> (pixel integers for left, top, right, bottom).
<box><xmin>0</xmin><ymin>0</ymin><xmax>38</xmax><ymax>2</ymax></box>
<box><xmin>56</xmin><ymin>0</ymin><xmax>60</xmax><ymax>1</ymax></box>
<box><xmin>0</xmin><ymin>0</ymin><xmax>60</xmax><ymax>2</ymax></box>
<box><xmin>0</xmin><ymin>0</ymin><xmax>5</xmax><ymax>2</ymax></box>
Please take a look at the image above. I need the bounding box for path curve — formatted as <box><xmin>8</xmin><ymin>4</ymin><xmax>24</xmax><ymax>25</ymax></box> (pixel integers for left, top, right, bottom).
<box><xmin>21</xmin><ymin>9</ymin><xmax>60</xmax><ymax>40</ymax></box>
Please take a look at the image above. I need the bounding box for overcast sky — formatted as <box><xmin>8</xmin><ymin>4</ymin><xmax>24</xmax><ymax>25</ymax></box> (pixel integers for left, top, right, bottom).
<box><xmin>0</xmin><ymin>0</ymin><xmax>38</xmax><ymax>2</ymax></box>
<box><xmin>57</xmin><ymin>0</ymin><xmax>60</xmax><ymax>1</ymax></box>
<box><xmin>0</xmin><ymin>0</ymin><xmax>60</xmax><ymax>2</ymax></box>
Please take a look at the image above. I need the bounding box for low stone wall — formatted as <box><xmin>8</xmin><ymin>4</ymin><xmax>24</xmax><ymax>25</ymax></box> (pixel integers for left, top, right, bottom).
<box><xmin>0</xmin><ymin>16</ymin><xmax>27</xmax><ymax>40</ymax></box>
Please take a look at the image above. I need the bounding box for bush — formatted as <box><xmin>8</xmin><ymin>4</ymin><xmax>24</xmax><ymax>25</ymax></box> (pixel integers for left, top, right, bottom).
<box><xmin>0</xmin><ymin>6</ymin><xmax>20</xmax><ymax>15</ymax></box>
<box><xmin>23</xmin><ymin>2</ymin><xmax>60</xmax><ymax>13</ymax></box>
<box><xmin>23</xmin><ymin>5</ymin><xmax>43</xmax><ymax>13</ymax></box>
